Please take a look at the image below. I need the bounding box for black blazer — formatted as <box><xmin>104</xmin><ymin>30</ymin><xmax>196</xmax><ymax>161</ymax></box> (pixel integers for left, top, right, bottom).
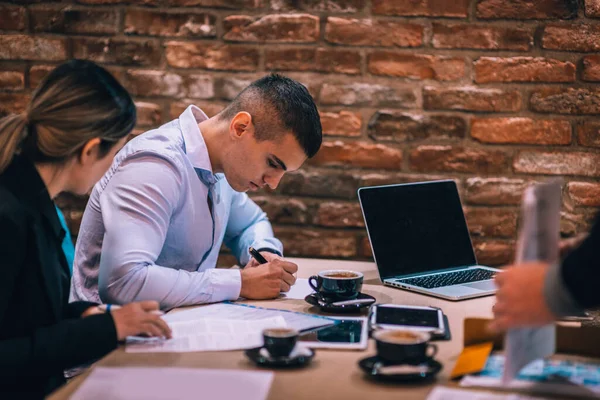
<box><xmin>0</xmin><ymin>156</ymin><xmax>117</xmax><ymax>398</ymax></box>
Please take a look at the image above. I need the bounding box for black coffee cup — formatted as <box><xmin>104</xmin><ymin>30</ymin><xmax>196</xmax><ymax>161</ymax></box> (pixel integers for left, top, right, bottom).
<box><xmin>373</xmin><ymin>330</ymin><xmax>437</xmax><ymax>365</ymax></box>
<box><xmin>308</xmin><ymin>270</ymin><xmax>363</xmax><ymax>301</ymax></box>
<box><xmin>262</xmin><ymin>328</ymin><xmax>298</xmax><ymax>358</ymax></box>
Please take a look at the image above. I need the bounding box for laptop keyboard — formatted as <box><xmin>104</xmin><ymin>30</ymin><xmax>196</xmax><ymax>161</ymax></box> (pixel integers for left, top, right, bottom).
<box><xmin>396</xmin><ymin>268</ymin><xmax>497</xmax><ymax>289</ymax></box>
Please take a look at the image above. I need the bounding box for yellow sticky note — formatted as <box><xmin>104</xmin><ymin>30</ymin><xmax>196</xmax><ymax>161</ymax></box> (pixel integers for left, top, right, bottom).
<box><xmin>450</xmin><ymin>342</ymin><xmax>494</xmax><ymax>379</ymax></box>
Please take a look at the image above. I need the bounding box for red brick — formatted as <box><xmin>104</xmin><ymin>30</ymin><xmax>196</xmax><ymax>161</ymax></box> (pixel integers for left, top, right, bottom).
<box><xmin>477</xmin><ymin>0</ymin><xmax>578</xmax><ymax>19</ymax></box>
<box><xmin>368</xmin><ymin>52</ymin><xmax>465</xmax><ymax>81</ymax></box>
<box><xmin>135</xmin><ymin>102</ymin><xmax>161</xmax><ymax>127</ymax></box>
<box><xmin>0</xmin><ymin>93</ymin><xmax>30</xmax><ymax>117</ymax></box>
<box><xmin>265</xmin><ymin>48</ymin><xmax>361</xmax><ymax>75</ymax></box>
<box><xmin>586</xmin><ymin>0</ymin><xmax>600</xmax><ymax>17</ymax></box>
<box><xmin>314</xmin><ymin>202</ymin><xmax>364</xmax><ymax>227</ymax></box>
<box><xmin>223</xmin><ymin>14</ymin><xmax>319</xmax><ymax>43</ymax></box>
<box><xmin>464</xmin><ymin>177</ymin><xmax>532</xmax><ymax>206</ymax></box>
<box><xmin>320</xmin><ymin>83</ymin><xmax>417</xmax><ymax>107</ymax></box>
<box><xmin>279</xmin><ymin>169</ymin><xmax>361</xmax><ymax>199</ymax></box>
<box><xmin>311</xmin><ymin>141</ymin><xmax>403</xmax><ymax>170</ymax></box>
<box><xmin>31</xmin><ymin>8</ymin><xmax>118</xmax><ymax>35</ymax></box>
<box><xmin>0</xmin><ymin>6</ymin><xmax>26</xmax><ymax>31</ymax></box>
<box><xmin>471</xmin><ymin>118</ymin><xmax>571</xmax><ymax>145</ymax></box>
<box><xmin>409</xmin><ymin>145</ymin><xmax>509</xmax><ymax>174</ymax></box>
<box><xmin>320</xmin><ymin>111</ymin><xmax>362</xmax><ymax>137</ymax></box>
<box><xmin>472</xmin><ymin>240</ymin><xmax>514</xmax><ymax>266</ymax></box>
<box><xmin>514</xmin><ymin>151</ymin><xmax>600</xmax><ymax>177</ymax></box>
<box><xmin>567</xmin><ymin>182</ymin><xmax>600</xmax><ymax>207</ymax></box>
<box><xmin>577</xmin><ymin>122</ymin><xmax>600</xmax><ymax>148</ymax></box>
<box><xmin>252</xmin><ymin>196</ymin><xmax>310</xmax><ymax>225</ymax></box>
<box><xmin>582</xmin><ymin>56</ymin><xmax>600</xmax><ymax>82</ymax></box>
<box><xmin>166</xmin><ymin>42</ymin><xmax>259</xmax><ymax>71</ymax></box>
<box><xmin>368</xmin><ymin>111</ymin><xmax>465</xmax><ymax>142</ymax></box>
<box><xmin>543</xmin><ymin>24</ymin><xmax>600</xmax><ymax>52</ymax></box>
<box><xmin>165</xmin><ymin>0</ymin><xmax>264</xmax><ymax>7</ymax></box>
<box><xmin>125</xmin><ymin>70</ymin><xmax>214</xmax><ymax>99</ymax></box>
<box><xmin>73</xmin><ymin>38</ymin><xmax>161</xmax><ymax>66</ymax></box>
<box><xmin>271</xmin><ymin>0</ymin><xmax>365</xmax><ymax>13</ymax></box>
<box><xmin>360</xmin><ymin>236</ymin><xmax>372</xmax><ymax>259</ymax></box>
<box><xmin>29</xmin><ymin>65</ymin><xmax>55</xmax><ymax>88</ymax></box>
<box><xmin>0</xmin><ymin>35</ymin><xmax>66</xmax><ymax>61</ymax></box>
<box><xmin>216</xmin><ymin>77</ymin><xmax>255</xmax><ymax>100</ymax></box>
<box><xmin>432</xmin><ymin>24</ymin><xmax>532</xmax><ymax>51</ymax></box>
<box><xmin>465</xmin><ymin>208</ymin><xmax>518</xmax><ymax>238</ymax></box>
<box><xmin>561</xmin><ymin>211</ymin><xmax>595</xmax><ymax>237</ymax></box>
<box><xmin>77</xmin><ymin>0</ymin><xmax>160</xmax><ymax>4</ymax></box>
<box><xmin>274</xmin><ymin>227</ymin><xmax>357</xmax><ymax>258</ymax></box>
<box><xmin>474</xmin><ymin>57</ymin><xmax>575</xmax><ymax>83</ymax></box>
<box><xmin>0</xmin><ymin>70</ymin><xmax>25</xmax><ymax>91</ymax></box>
<box><xmin>530</xmin><ymin>88</ymin><xmax>600</xmax><ymax>115</ymax></box>
<box><xmin>325</xmin><ymin>17</ymin><xmax>423</xmax><ymax>47</ymax></box>
<box><xmin>373</xmin><ymin>0</ymin><xmax>469</xmax><ymax>17</ymax></box>
<box><xmin>125</xmin><ymin>9</ymin><xmax>217</xmax><ymax>38</ymax></box>
<box><xmin>423</xmin><ymin>86</ymin><xmax>521</xmax><ymax>112</ymax></box>
<box><xmin>170</xmin><ymin>101</ymin><xmax>224</xmax><ymax>119</ymax></box>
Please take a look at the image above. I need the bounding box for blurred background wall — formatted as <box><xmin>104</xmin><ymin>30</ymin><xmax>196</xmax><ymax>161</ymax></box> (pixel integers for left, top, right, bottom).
<box><xmin>1</xmin><ymin>0</ymin><xmax>599</xmax><ymax>266</ymax></box>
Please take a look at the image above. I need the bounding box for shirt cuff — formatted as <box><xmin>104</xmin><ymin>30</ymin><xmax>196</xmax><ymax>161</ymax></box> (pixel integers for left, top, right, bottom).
<box><xmin>543</xmin><ymin>261</ymin><xmax>585</xmax><ymax>317</ymax></box>
<box><xmin>208</xmin><ymin>268</ymin><xmax>242</xmax><ymax>303</ymax></box>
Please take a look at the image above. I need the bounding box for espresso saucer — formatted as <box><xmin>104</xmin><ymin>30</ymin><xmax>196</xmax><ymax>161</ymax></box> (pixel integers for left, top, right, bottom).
<box><xmin>245</xmin><ymin>345</ymin><xmax>315</xmax><ymax>368</ymax></box>
<box><xmin>358</xmin><ymin>356</ymin><xmax>442</xmax><ymax>382</ymax></box>
<box><xmin>304</xmin><ymin>293</ymin><xmax>376</xmax><ymax>313</ymax></box>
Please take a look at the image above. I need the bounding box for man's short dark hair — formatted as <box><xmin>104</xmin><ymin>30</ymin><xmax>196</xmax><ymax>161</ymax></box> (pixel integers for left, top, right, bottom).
<box><xmin>218</xmin><ymin>74</ymin><xmax>322</xmax><ymax>158</ymax></box>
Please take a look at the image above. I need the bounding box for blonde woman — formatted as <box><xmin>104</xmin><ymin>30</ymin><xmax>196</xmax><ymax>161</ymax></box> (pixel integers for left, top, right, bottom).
<box><xmin>0</xmin><ymin>60</ymin><xmax>171</xmax><ymax>397</ymax></box>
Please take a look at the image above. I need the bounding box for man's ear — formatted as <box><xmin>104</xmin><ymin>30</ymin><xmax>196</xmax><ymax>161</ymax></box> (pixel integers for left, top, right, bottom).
<box><xmin>77</xmin><ymin>138</ymin><xmax>102</xmax><ymax>165</ymax></box>
<box><xmin>229</xmin><ymin>111</ymin><xmax>255</xmax><ymax>141</ymax></box>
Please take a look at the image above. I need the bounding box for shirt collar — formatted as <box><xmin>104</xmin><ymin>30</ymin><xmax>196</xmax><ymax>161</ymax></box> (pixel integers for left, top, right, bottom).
<box><xmin>178</xmin><ymin>105</ymin><xmax>220</xmax><ymax>185</ymax></box>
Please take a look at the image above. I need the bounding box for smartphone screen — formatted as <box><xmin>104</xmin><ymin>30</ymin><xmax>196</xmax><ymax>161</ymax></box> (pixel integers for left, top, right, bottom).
<box><xmin>375</xmin><ymin>306</ymin><xmax>440</xmax><ymax>328</ymax></box>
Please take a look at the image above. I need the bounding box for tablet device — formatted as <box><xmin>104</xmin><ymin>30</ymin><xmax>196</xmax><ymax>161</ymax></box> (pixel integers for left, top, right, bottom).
<box><xmin>297</xmin><ymin>317</ymin><xmax>368</xmax><ymax>350</ymax></box>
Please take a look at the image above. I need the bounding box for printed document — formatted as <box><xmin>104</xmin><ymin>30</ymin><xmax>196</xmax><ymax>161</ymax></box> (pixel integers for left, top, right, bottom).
<box><xmin>71</xmin><ymin>367</ymin><xmax>274</xmax><ymax>400</ymax></box>
<box><xmin>503</xmin><ymin>181</ymin><xmax>561</xmax><ymax>383</ymax></box>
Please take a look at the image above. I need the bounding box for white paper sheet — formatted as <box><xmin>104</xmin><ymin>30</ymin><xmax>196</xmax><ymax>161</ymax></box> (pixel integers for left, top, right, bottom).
<box><xmin>71</xmin><ymin>367</ymin><xmax>274</xmax><ymax>400</ymax></box>
<box><xmin>163</xmin><ymin>302</ymin><xmax>334</xmax><ymax>332</ymax></box>
<box><xmin>126</xmin><ymin>316</ymin><xmax>286</xmax><ymax>353</ymax></box>
<box><xmin>427</xmin><ymin>386</ymin><xmax>552</xmax><ymax>400</ymax></box>
<box><xmin>279</xmin><ymin>278</ymin><xmax>315</xmax><ymax>300</ymax></box>
<box><xmin>504</xmin><ymin>181</ymin><xmax>561</xmax><ymax>383</ymax></box>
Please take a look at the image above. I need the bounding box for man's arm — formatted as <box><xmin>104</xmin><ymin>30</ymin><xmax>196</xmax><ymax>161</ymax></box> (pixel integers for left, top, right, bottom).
<box><xmin>97</xmin><ymin>155</ymin><xmax>241</xmax><ymax>309</ymax></box>
<box><xmin>223</xmin><ymin>190</ymin><xmax>283</xmax><ymax>266</ymax></box>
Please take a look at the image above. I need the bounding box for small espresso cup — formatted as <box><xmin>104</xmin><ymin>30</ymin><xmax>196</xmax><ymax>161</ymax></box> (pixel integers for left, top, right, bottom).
<box><xmin>308</xmin><ymin>270</ymin><xmax>364</xmax><ymax>301</ymax></box>
<box><xmin>373</xmin><ymin>330</ymin><xmax>438</xmax><ymax>365</ymax></box>
<box><xmin>262</xmin><ymin>328</ymin><xmax>298</xmax><ymax>358</ymax></box>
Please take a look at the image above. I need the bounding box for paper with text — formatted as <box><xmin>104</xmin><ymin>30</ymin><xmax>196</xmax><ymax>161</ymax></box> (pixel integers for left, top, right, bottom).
<box><xmin>71</xmin><ymin>367</ymin><xmax>274</xmax><ymax>400</ymax></box>
<box><xmin>126</xmin><ymin>316</ymin><xmax>286</xmax><ymax>353</ymax></box>
<box><xmin>504</xmin><ymin>181</ymin><xmax>561</xmax><ymax>383</ymax></box>
<box><xmin>427</xmin><ymin>386</ymin><xmax>552</xmax><ymax>400</ymax></box>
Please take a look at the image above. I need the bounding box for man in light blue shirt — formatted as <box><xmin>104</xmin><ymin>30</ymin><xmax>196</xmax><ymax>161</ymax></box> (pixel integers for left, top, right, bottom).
<box><xmin>70</xmin><ymin>74</ymin><xmax>322</xmax><ymax>309</ymax></box>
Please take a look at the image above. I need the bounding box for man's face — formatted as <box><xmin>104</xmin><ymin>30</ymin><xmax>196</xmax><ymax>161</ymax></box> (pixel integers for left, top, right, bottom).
<box><xmin>224</xmin><ymin>129</ymin><xmax>307</xmax><ymax>193</ymax></box>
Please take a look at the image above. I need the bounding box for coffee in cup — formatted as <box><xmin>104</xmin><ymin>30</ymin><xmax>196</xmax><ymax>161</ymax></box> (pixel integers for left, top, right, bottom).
<box><xmin>372</xmin><ymin>330</ymin><xmax>437</xmax><ymax>364</ymax></box>
<box><xmin>308</xmin><ymin>270</ymin><xmax>363</xmax><ymax>301</ymax></box>
<box><xmin>263</xmin><ymin>328</ymin><xmax>298</xmax><ymax>358</ymax></box>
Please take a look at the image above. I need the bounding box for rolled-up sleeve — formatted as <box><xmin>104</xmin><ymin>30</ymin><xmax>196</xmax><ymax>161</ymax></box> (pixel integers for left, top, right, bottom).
<box><xmin>98</xmin><ymin>154</ymin><xmax>241</xmax><ymax>309</ymax></box>
<box><xmin>223</xmin><ymin>191</ymin><xmax>283</xmax><ymax>266</ymax></box>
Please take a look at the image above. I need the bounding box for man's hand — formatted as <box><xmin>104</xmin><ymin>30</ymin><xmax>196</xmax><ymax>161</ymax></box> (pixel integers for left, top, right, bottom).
<box><xmin>81</xmin><ymin>306</ymin><xmax>104</xmax><ymax>317</ymax></box>
<box><xmin>244</xmin><ymin>252</ymin><xmax>298</xmax><ymax>292</ymax></box>
<box><xmin>489</xmin><ymin>262</ymin><xmax>557</xmax><ymax>333</ymax></box>
<box><xmin>240</xmin><ymin>258</ymin><xmax>298</xmax><ymax>299</ymax></box>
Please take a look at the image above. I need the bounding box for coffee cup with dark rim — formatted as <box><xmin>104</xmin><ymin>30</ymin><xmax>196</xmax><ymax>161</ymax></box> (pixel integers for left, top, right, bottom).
<box><xmin>372</xmin><ymin>330</ymin><xmax>438</xmax><ymax>365</ymax></box>
<box><xmin>262</xmin><ymin>328</ymin><xmax>298</xmax><ymax>359</ymax></box>
<box><xmin>308</xmin><ymin>270</ymin><xmax>364</xmax><ymax>302</ymax></box>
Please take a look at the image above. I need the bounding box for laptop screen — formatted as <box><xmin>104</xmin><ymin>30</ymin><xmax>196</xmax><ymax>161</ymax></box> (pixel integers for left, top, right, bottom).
<box><xmin>358</xmin><ymin>180</ymin><xmax>477</xmax><ymax>280</ymax></box>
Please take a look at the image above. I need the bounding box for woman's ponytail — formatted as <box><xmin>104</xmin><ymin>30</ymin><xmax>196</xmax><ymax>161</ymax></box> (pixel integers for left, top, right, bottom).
<box><xmin>0</xmin><ymin>113</ymin><xmax>28</xmax><ymax>174</ymax></box>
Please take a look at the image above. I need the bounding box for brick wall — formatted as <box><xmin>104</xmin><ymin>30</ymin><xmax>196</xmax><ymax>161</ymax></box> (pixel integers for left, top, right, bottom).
<box><xmin>2</xmin><ymin>0</ymin><xmax>600</xmax><ymax>267</ymax></box>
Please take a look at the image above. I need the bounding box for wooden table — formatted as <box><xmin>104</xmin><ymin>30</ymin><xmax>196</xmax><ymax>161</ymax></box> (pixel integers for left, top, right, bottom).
<box><xmin>50</xmin><ymin>258</ymin><xmax>495</xmax><ymax>400</ymax></box>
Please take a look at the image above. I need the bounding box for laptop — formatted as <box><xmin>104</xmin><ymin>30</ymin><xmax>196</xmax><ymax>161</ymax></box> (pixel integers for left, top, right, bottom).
<box><xmin>358</xmin><ymin>180</ymin><xmax>500</xmax><ymax>301</ymax></box>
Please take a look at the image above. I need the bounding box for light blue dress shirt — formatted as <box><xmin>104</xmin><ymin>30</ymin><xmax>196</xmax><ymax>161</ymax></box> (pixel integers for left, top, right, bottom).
<box><xmin>70</xmin><ymin>105</ymin><xmax>283</xmax><ymax>309</ymax></box>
